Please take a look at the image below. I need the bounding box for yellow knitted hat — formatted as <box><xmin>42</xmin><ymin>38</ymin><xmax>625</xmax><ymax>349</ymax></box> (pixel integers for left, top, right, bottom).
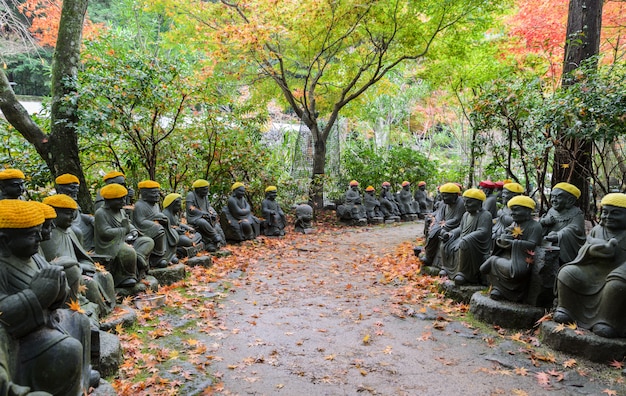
<box><xmin>0</xmin><ymin>200</ymin><xmax>45</xmax><ymax>228</ymax></box>
<box><xmin>137</xmin><ymin>180</ymin><xmax>160</xmax><ymax>189</ymax></box>
<box><xmin>192</xmin><ymin>179</ymin><xmax>209</xmax><ymax>188</ymax></box>
<box><xmin>439</xmin><ymin>183</ymin><xmax>461</xmax><ymax>194</ymax></box>
<box><xmin>402</xmin><ymin>181</ymin><xmax>410</xmax><ymax>187</ymax></box>
<box><xmin>101</xmin><ymin>183</ymin><xmax>128</xmax><ymax>199</ymax></box>
<box><xmin>349</xmin><ymin>180</ymin><xmax>359</xmax><ymax>186</ymax></box>
<box><xmin>553</xmin><ymin>182</ymin><xmax>581</xmax><ymax>199</ymax></box>
<box><xmin>231</xmin><ymin>182</ymin><xmax>245</xmax><ymax>191</ymax></box>
<box><xmin>103</xmin><ymin>171</ymin><xmax>125</xmax><ymax>181</ymax></box>
<box><xmin>418</xmin><ymin>181</ymin><xmax>426</xmax><ymax>186</ymax></box>
<box><xmin>163</xmin><ymin>193</ymin><xmax>182</xmax><ymax>209</ymax></box>
<box><xmin>507</xmin><ymin>195</ymin><xmax>536</xmax><ymax>210</ymax></box>
<box><xmin>365</xmin><ymin>186</ymin><xmax>375</xmax><ymax>192</ymax></box>
<box><xmin>55</xmin><ymin>173</ymin><xmax>80</xmax><ymax>185</ymax></box>
<box><xmin>265</xmin><ymin>186</ymin><xmax>277</xmax><ymax>193</ymax></box>
<box><xmin>463</xmin><ymin>188</ymin><xmax>486</xmax><ymax>201</ymax></box>
<box><xmin>32</xmin><ymin>201</ymin><xmax>57</xmax><ymax>220</ymax></box>
<box><xmin>0</xmin><ymin>169</ymin><xmax>25</xmax><ymax>180</ymax></box>
<box><xmin>42</xmin><ymin>194</ymin><xmax>78</xmax><ymax>210</ymax></box>
<box><xmin>503</xmin><ymin>183</ymin><xmax>524</xmax><ymax>194</ymax></box>
<box><xmin>601</xmin><ymin>193</ymin><xmax>626</xmax><ymax>209</ymax></box>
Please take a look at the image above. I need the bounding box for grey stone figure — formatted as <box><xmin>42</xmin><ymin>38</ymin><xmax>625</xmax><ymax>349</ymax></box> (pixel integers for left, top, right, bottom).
<box><xmin>186</xmin><ymin>179</ymin><xmax>226</xmax><ymax>251</ymax></box>
<box><xmin>54</xmin><ymin>173</ymin><xmax>95</xmax><ymax>251</ymax></box>
<box><xmin>0</xmin><ymin>168</ymin><xmax>25</xmax><ymax>200</ymax></box>
<box><xmin>221</xmin><ymin>182</ymin><xmax>260</xmax><ymax>241</ymax></box>
<box><xmin>261</xmin><ymin>186</ymin><xmax>286</xmax><ymax>236</ymax></box>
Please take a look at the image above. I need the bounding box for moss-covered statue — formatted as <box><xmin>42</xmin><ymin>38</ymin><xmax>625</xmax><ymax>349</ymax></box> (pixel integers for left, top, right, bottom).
<box><xmin>413</xmin><ymin>181</ymin><xmax>433</xmax><ymax>214</ymax></box>
<box><xmin>0</xmin><ymin>199</ymin><xmax>98</xmax><ymax>395</ymax></box>
<box><xmin>337</xmin><ymin>180</ymin><xmax>367</xmax><ymax>225</ymax></box>
<box><xmin>397</xmin><ymin>181</ymin><xmax>420</xmax><ymax>221</ymax></box>
<box><xmin>94</xmin><ymin>170</ymin><xmax>135</xmax><ymax>212</ymax></box>
<box><xmin>133</xmin><ymin>180</ymin><xmax>179</xmax><ymax>267</ymax></box>
<box><xmin>186</xmin><ymin>179</ymin><xmax>226</xmax><ymax>251</ymax></box>
<box><xmin>379</xmin><ymin>181</ymin><xmax>401</xmax><ymax>222</ymax></box>
<box><xmin>491</xmin><ymin>182</ymin><xmax>525</xmax><ymax>246</ymax></box>
<box><xmin>294</xmin><ymin>203</ymin><xmax>313</xmax><ymax>234</ymax></box>
<box><xmin>539</xmin><ymin>182</ymin><xmax>586</xmax><ymax>265</ymax></box>
<box><xmin>0</xmin><ymin>168</ymin><xmax>25</xmax><ymax>200</ymax></box>
<box><xmin>479</xmin><ymin>180</ymin><xmax>498</xmax><ymax>219</ymax></box>
<box><xmin>363</xmin><ymin>186</ymin><xmax>384</xmax><ymax>224</ymax></box>
<box><xmin>54</xmin><ymin>173</ymin><xmax>96</xmax><ymax>251</ymax></box>
<box><xmin>221</xmin><ymin>182</ymin><xmax>261</xmax><ymax>241</ymax></box>
<box><xmin>440</xmin><ymin>188</ymin><xmax>492</xmax><ymax>285</ymax></box>
<box><xmin>162</xmin><ymin>193</ymin><xmax>203</xmax><ymax>257</ymax></box>
<box><xmin>480</xmin><ymin>196</ymin><xmax>542</xmax><ymax>302</ymax></box>
<box><xmin>554</xmin><ymin>193</ymin><xmax>626</xmax><ymax>338</ymax></box>
<box><xmin>94</xmin><ymin>184</ymin><xmax>154</xmax><ymax>287</ymax></box>
<box><xmin>261</xmin><ymin>186</ymin><xmax>286</xmax><ymax>236</ymax></box>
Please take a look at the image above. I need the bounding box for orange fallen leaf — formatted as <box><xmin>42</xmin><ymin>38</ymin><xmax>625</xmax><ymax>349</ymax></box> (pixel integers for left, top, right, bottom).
<box><xmin>66</xmin><ymin>299</ymin><xmax>85</xmax><ymax>314</ymax></box>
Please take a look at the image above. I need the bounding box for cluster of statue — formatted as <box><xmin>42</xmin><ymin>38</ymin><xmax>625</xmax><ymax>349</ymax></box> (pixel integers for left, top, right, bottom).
<box><xmin>337</xmin><ymin>180</ymin><xmax>431</xmax><ymax>225</ymax></box>
<box><xmin>419</xmin><ymin>178</ymin><xmax>626</xmax><ymax>339</ymax></box>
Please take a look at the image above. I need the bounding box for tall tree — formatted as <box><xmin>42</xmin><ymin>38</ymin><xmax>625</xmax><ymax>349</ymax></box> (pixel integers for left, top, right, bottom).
<box><xmin>158</xmin><ymin>0</ymin><xmax>505</xmax><ymax>210</ymax></box>
<box><xmin>0</xmin><ymin>0</ymin><xmax>92</xmax><ymax>210</ymax></box>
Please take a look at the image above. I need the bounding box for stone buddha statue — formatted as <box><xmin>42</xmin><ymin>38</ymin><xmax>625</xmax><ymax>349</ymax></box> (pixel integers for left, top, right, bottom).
<box><xmin>294</xmin><ymin>203</ymin><xmax>313</xmax><ymax>234</ymax></box>
<box><xmin>554</xmin><ymin>193</ymin><xmax>626</xmax><ymax>338</ymax></box>
<box><xmin>397</xmin><ymin>181</ymin><xmax>420</xmax><ymax>220</ymax></box>
<box><xmin>162</xmin><ymin>193</ymin><xmax>203</xmax><ymax>256</ymax></box>
<box><xmin>221</xmin><ymin>182</ymin><xmax>261</xmax><ymax>241</ymax></box>
<box><xmin>480</xmin><ymin>195</ymin><xmax>542</xmax><ymax>302</ymax></box>
<box><xmin>0</xmin><ymin>199</ymin><xmax>97</xmax><ymax>395</ymax></box>
<box><xmin>40</xmin><ymin>194</ymin><xmax>116</xmax><ymax>319</ymax></box>
<box><xmin>54</xmin><ymin>173</ymin><xmax>95</xmax><ymax>250</ymax></box>
<box><xmin>186</xmin><ymin>179</ymin><xmax>226</xmax><ymax>251</ymax></box>
<box><xmin>414</xmin><ymin>181</ymin><xmax>433</xmax><ymax>215</ymax></box>
<box><xmin>94</xmin><ymin>184</ymin><xmax>154</xmax><ymax>287</ymax></box>
<box><xmin>479</xmin><ymin>180</ymin><xmax>498</xmax><ymax>219</ymax></box>
<box><xmin>492</xmin><ymin>182</ymin><xmax>525</xmax><ymax>246</ymax></box>
<box><xmin>94</xmin><ymin>171</ymin><xmax>134</xmax><ymax>211</ymax></box>
<box><xmin>379</xmin><ymin>181</ymin><xmax>401</xmax><ymax>221</ymax></box>
<box><xmin>363</xmin><ymin>186</ymin><xmax>384</xmax><ymax>223</ymax></box>
<box><xmin>336</xmin><ymin>180</ymin><xmax>367</xmax><ymax>225</ymax></box>
<box><xmin>133</xmin><ymin>180</ymin><xmax>178</xmax><ymax>267</ymax></box>
<box><xmin>261</xmin><ymin>186</ymin><xmax>286</xmax><ymax>236</ymax></box>
<box><xmin>494</xmin><ymin>181</ymin><xmax>505</xmax><ymax>206</ymax></box>
<box><xmin>0</xmin><ymin>168</ymin><xmax>26</xmax><ymax>200</ymax></box>
<box><xmin>539</xmin><ymin>182</ymin><xmax>586</xmax><ymax>264</ymax></box>
<box><xmin>440</xmin><ymin>188</ymin><xmax>492</xmax><ymax>285</ymax></box>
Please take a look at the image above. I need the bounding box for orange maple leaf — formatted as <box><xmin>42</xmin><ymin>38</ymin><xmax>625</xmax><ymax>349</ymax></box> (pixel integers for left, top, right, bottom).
<box><xmin>535</xmin><ymin>371</ymin><xmax>551</xmax><ymax>387</ymax></box>
<box><xmin>66</xmin><ymin>299</ymin><xmax>84</xmax><ymax>314</ymax></box>
<box><xmin>563</xmin><ymin>358</ymin><xmax>577</xmax><ymax>368</ymax></box>
<box><xmin>602</xmin><ymin>389</ymin><xmax>617</xmax><ymax>396</ymax></box>
<box><xmin>609</xmin><ymin>359</ymin><xmax>624</xmax><ymax>369</ymax></box>
<box><xmin>511</xmin><ymin>226</ymin><xmax>524</xmax><ymax>238</ymax></box>
<box><xmin>77</xmin><ymin>283</ymin><xmax>88</xmax><ymax>295</ymax></box>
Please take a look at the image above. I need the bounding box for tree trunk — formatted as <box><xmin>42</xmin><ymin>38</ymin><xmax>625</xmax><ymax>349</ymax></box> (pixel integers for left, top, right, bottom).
<box><xmin>552</xmin><ymin>0</ymin><xmax>603</xmax><ymax>220</ymax></box>
<box><xmin>309</xmin><ymin>131</ymin><xmax>327</xmax><ymax>212</ymax></box>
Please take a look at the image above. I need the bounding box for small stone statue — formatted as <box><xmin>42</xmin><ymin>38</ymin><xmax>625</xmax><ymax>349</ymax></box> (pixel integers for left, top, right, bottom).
<box><xmin>379</xmin><ymin>181</ymin><xmax>401</xmax><ymax>222</ymax></box>
<box><xmin>0</xmin><ymin>199</ymin><xmax>97</xmax><ymax>395</ymax></box>
<box><xmin>494</xmin><ymin>181</ymin><xmax>505</xmax><ymax>205</ymax></box>
<box><xmin>94</xmin><ymin>171</ymin><xmax>135</xmax><ymax>211</ymax></box>
<box><xmin>133</xmin><ymin>180</ymin><xmax>178</xmax><ymax>267</ymax></box>
<box><xmin>55</xmin><ymin>173</ymin><xmax>95</xmax><ymax>251</ymax></box>
<box><xmin>221</xmin><ymin>182</ymin><xmax>261</xmax><ymax>241</ymax></box>
<box><xmin>440</xmin><ymin>188</ymin><xmax>492</xmax><ymax>285</ymax></box>
<box><xmin>539</xmin><ymin>182</ymin><xmax>586</xmax><ymax>264</ymax></box>
<box><xmin>294</xmin><ymin>203</ymin><xmax>313</xmax><ymax>234</ymax></box>
<box><xmin>336</xmin><ymin>180</ymin><xmax>367</xmax><ymax>225</ymax></box>
<box><xmin>186</xmin><ymin>179</ymin><xmax>226</xmax><ymax>251</ymax></box>
<box><xmin>414</xmin><ymin>181</ymin><xmax>433</xmax><ymax>214</ymax></box>
<box><xmin>480</xmin><ymin>196</ymin><xmax>542</xmax><ymax>302</ymax></box>
<box><xmin>363</xmin><ymin>186</ymin><xmax>384</xmax><ymax>224</ymax></box>
<box><xmin>261</xmin><ymin>186</ymin><xmax>286</xmax><ymax>236</ymax></box>
<box><xmin>396</xmin><ymin>181</ymin><xmax>420</xmax><ymax>221</ymax></box>
<box><xmin>479</xmin><ymin>180</ymin><xmax>498</xmax><ymax>219</ymax></box>
<box><xmin>492</xmin><ymin>182</ymin><xmax>525</xmax><ymax>246</ymax></box>
<box><xmin>94</xmin><ymin>184</ymin><xmax>155</xmax><ymax>287</ymax></box>
<box><xmin>162</xmin><ymin>193</ymin><xmax>203</xmax><ymax>257</ymax></box>
<box><xmin>420</xmin><ymin>183</ymin><xmax>466</xmax><ymax>269</ymax></box>
<box><xmin>0</xmin><ymin>168</ymin><xmax>25</xmax><ymax>200</ymax></box>
<box><xmin>40</xmin><ymin>194</ymin><xmax>116</xmax><ymax>319</ymax></box>
<box><xmin>554</xmin><ymin>193</ymin><xmax>626</xmax><ymax>338</ymax></box>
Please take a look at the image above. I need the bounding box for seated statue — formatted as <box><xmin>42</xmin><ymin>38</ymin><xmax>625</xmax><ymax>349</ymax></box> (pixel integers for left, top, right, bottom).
<box><xmin>479</xmin><ymin>180</ymin><xmax>498</xmax><ymax>219</ymax></box>
<box><xmin>94</xmin><ymin>171</ymin><xmax>135</xmax><ymax>212</ymax></box>
<box><xmin>554</xmin><ymin>193</ymin><xmax>626</xmax><ymax>338</ymax></box>
<box><xmin>440</xmin><ymin>188</ymin><xmax>492</xmax><ymax>285</ymax></box>
<box><xmin>294</xmin><ymin>203</ymin><xmax>313</xmax><ymax>234</ymax></box>
<box><xmin>539</xmin><ymin>182</ymin><xmax>586</xmax><ymax>264</ymax></box>
<box><xmin>414</xmin><ymin>181</ymin><xmax>433</xmax><ymax>214</ymax></box>
<box><xmin>40</xmin><ymin>194</ymin><xmax>116</xmax><ymax>319</ymax></box>
<box><xmin>336</xmin><ymin>180</ymin><xmax>367</xmax><ymax>225</ymax></box>
<box><xmin>492</xmin><ymin>182</ymin><xmax>525</xmax><ymax>246</ymax></box>
<box><xmin>94</xmin><ymin>184</ymin><xmax>154</xmax><ymax>288</ymax></box>
<box><xmin>133</xmin><ymin>180</ymin><xmax>178</xmax><ymax>267</ymax></box>
<box><xmin>261</xmin><ymin>186</ymin><xmax>286</xmax><ymax>236</ymax></box>
<box><xmin>0</xmin><ymin>199</ymin><xmax>97</xmax><ymax>395</ymax></box>
<box><xmin>363</xmin><ymin>186</ymin><xmax>384</xmax><ymax>223</ymax></box>
<box><xmin>162</xmin><ymin>193</ymin><xmax>203</xmax><ymax>257</ymax></box>
<box><xmin>220</xmin><ymin>182</ymin><xmax>261</xmax><ymax>241</ymax></box>
<box><xmin>480</xmin><ymin>196</ymin><xmax>542</xmax><ymax>302</ymax></box>
<box><xmin>54</xmin><ymin>173</ymin><xmax>95</xmax><ymax>251</ymax></box>
<box><xmin>186</xmin><ymin>179</ymin><xmax>226</xmax><ymax>251</ymax></box>
<box><xmin>420</xmin><ymin>183</ymin><xmax>466</xmax><ymax>269</ymax></box>
<box><xmin>397</xmin><ymin>181</ymin><xmax>420</xmax><ymax>220</ymax></box>
<box><xmin>379</xmin><ymin>182</ymin><xmax>401</xmax><ymax>221</ymax></box>
<box><xmin>0</xmin><ymin>168</ymin><xmax>25</xmax><ymax>200</ymax></box>
<box><xmin>494</xmin><ymin>181</ymin><xmax>505</xmax><ymax>206</ymax></box>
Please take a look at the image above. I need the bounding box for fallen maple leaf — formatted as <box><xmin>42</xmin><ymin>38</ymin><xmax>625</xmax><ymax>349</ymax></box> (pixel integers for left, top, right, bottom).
<box><xmin>362</xmin><ymin>334</ymin><xmax>371</xmax><ymax>345</ymax></box>
<box><xmin>602</xmin><ymin>389</ymin><xmax>617</xmax><ymax>396</ymax></box>
<box><xmin>562</xmin><ymin>358</ymin><xmax>577</xmax><ymax>368</ymax></box>
<box><xmin>609</xmin><ymin>359</ymin><xmax>624</xmax><ymax>369</ymax></box>
<box><xmin>511</xmin><ymin>226</ymin><xmax>524</xmax><ymax>238</ymax></box>
<box><xmin>514</xmin><ymin>367</ymin><xmax>528</xmax><ymax>376</ymax></box>
<box><xmin>535</xmin><ymin>371</ymin><xmax>551</xmax><ymax>387</ymax></box>
<box><xmin>324</xmin><ymin>354</ymin><xmax>335</xmax><ymax>361</ymax></box>
<box><xmin>66</xmin><ymin>299</ymin><xmax>85</xmax><ymax>314</ymax></box>
<box><xmin>553</xmin><ymin>323</ymin><xmax>566</xmax><ymax>333</ymax></box>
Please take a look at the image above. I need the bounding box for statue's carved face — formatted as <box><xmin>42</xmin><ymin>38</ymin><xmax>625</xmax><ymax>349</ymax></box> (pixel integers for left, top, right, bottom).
<box><xmin>140</xmin><ymin>188</ymin><xmax>161</xmax><ymax>204</ymax></box>
<box><xmin>234</xmin><ymin>187</ymin><xmax>246</xmax><ymax>198</ymax></box>
<box><xmin>105</xmin><ymin>197</ymin><xmax>126</xmax><ymax>211</ymax></box>
<box><xmin>41</xmin><ymin>219</ymin><xmax>54</xmax><ymax>242</ymax></box>
<box><xmin>2</xmin><ymin>225</ymin><xmax>42</xmax><ymax>258</ymax></box>
<box><xmin>57</xmin><ymin>183</ymin><xmax>79</xmax><ymax>200</ymax></box>
<box><xmin>600</xmin><ymin>205</ymin><xmax>626</xmax><ymax>231</ymax></box>
<box><xmin>502</xmin><ymin>190</ymin><xmax>519</xmax><ymax>205</ymax></box>
<box><xmin>0</xmin><ymin>179</ymin><xmax>25</xmax><ymax>199</ymax></box>
<box><xmin>550</xmin><ymin>189</ymin><xmax>575</xmax><ymax>212</ymax></box>
<box><xmin>463</xmin><ymin>197</ymin><xmax>482</xmax><ymax>214</ymax></box>
<box><xmin>510</xmin><ymin>205</ymin><xmax>532</xmax><ymax>223</ymax></box>
<box><xmin>195</xmin><ymin>186</ymin><xmax>209</xmax><ymax>197</ymax></box>
<box><xmin>54</xmin><ymin>208</ymin><xmax>76</xmax><ymax>230</ymax></box>
<box><xmin>266</xmin><ymin>191</ymin><xmax>277</xmax><ymax>200</ymax></box>
<box><xmin>169</xmin><ymin>199</ymin><xmax>182</xmax><ymax>214</ymax></box>
<box><xmin>441</xmin><ymin>193</ymin><xmax>458</xmax><ymax>205</ymax></box>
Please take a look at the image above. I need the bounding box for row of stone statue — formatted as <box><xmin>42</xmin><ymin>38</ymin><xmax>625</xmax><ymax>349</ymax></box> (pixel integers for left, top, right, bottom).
<box><xmin>337</xmin><ymin>180</ymin><xmax>433</xmax><ymax>225</ymax></box>
<box><xmin>418</xmin><ymin>180</ymin><xmax>626</xmax><ymax>339</ymax></box>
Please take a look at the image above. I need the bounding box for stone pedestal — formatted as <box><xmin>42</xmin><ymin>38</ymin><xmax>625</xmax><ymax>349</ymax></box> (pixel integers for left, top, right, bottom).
<box><xmin>368</xmin><ymin>217</ymin><xmax>384</xmax><ymax>225</ymax></box>
<box><xmin>149</xmin><ymin>263</ymin><xmax>186</xmax><ymax>286</ymax></box>
<box><xmin>525</xmin><ymin>245</ymin><xmax>560</xmax><ymax>308</ymax></box>
<box><xmin>401</xmin><ymin>214</ymin><xmax>418</xmax><ymax>222</ymax></box>
<box><xmin>439</xmin><ymin>280</ymin><xmax>487</xmax><ymax>304</ymax></box>
<box><xmin>186</xmin><ymin>255</ymin><xmax>213</xmax><ymax>268</ymax></box>
<box><xmin>540</xmin><ymin>321</ymin><xmax>626</xmax><ymax>363</ymax></box>
<box><xmin>96</xmin><ymin>331</ymin><xmax>122</xmax><ymax>378</ymax></box>
<box><xmin>90</xmin><ymin>379</ymin><xmax>117</xmax><ymax>396</ymax></box>
<box><xmin>470</xmin><ymin>292</ymin><xmax>546</xmax><ymax>329</ymax></box>
<box><xmin>99</xmin><ymin>304</ymin><xmax>137</xmax><ymax>332</ymax></box>
<box><xmin>114</xmin><ymin>275</ymin><xmax>159</xmax><ymax>298</ymax></box>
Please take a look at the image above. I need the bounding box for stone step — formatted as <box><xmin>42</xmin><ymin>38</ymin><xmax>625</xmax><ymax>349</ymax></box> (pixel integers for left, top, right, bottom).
<box><xmin>149</xmin><ymin>263</ymin><xmax>186</xmax><ymax>286</ymax></box>
<box><xmin>469</xmin><ymin>291</ymin><xmax>546</xmax><ymax>329</ymax></box>
<box><xmin>96</xmin><ymin>330</ymin><xmax>122</xmax><ymax>378</ymax></box>
<box><xmin>99</xmin><ymin>304</ymin><xmax>137</xmax><ymax>332</ymax></box>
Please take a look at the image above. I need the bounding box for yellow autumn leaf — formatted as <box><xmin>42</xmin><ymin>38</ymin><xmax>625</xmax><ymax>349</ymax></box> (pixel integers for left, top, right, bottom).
<box><xmin>77</xmin><ymin>283</ymin><xmax>88</xmax><ymax>295</ymax></box>
<box><xmin>362</xmin><ymin>334</ymin><xmax>371</xmax><ymax>345</ymax></box>
<box><xmin>324</xmin><ymin>354</ymin><xmax>335</xmax><ymax>361</ymax></box>
<box><xmin>114</xmin><ymin>323</ymin><xmax>123</xmax><ymax>335</ymax></box>
<box><xmin>563</xmin><ymin>358</ymin><xmax>577</xmax><ymax>368</ymax></box>
<box><xmin>511</xmin><ymin>226</ymin><xmax>524</xmax><ymax>238</ymax></box>
<box><xmin>553</xmin><ymin>323</ymin><xmax>566</xmax><ymax>333</ymax></box>
<box><xmin>66</xmin><ymin>299</ymin><xmax>84</xmax><ymax>314</ymax></box>
<box><xmin>566</xmin><ymin>322</ymin><xmax>578</xmax><ymax>330</ymax></box>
